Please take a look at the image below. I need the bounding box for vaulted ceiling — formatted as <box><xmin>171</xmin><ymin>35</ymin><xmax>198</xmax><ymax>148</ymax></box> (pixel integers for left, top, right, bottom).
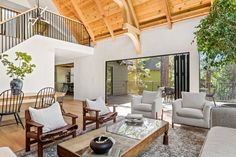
<box><xmin>52</xmin><ymin>0</ymin><xmax>212</xmax><ymax>53</ymax></box>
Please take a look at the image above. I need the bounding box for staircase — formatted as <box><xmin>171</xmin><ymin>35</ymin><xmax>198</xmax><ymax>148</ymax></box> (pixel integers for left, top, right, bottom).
<box><xmin>0</xmin><ymin>7</ymin><xmax>91</xmax><ymax>53</ymax></box>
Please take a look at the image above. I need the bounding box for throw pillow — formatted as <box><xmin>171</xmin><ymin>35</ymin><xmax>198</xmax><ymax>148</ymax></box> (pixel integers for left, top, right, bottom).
<box><xmin>29</xmin><ymin>102</ymin><xmax>67</xmax><ymax>133</ymax></box>
<box><xmin>182</xmin><ymin>92</ymin><xmax>206</xmax><ymax>109</ymax></box>
<box><xmin>142</xmin><ymin>90</ymin><xmax>159</xmax><ymax>104</ymax></box>
<box><xmin>86</xmin><ymin>97</ymin><xmax>110</xmax><ymax>116</ymax></box>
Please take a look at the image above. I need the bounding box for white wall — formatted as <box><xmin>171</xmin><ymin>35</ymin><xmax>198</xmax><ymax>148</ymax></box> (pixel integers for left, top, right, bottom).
<box><xmin>0</xmin><ymin>37</ymin><xmax>55</xmax><ymax>93</ymax></box>
<box><xmin>74</xmin><ymin>17</ymin><xmax>202</xmax><ymax>100</ymax></box>
<box><xmin>0</xmin><ymin>35</ymin><xmax>93</xmax><ymax>93</ymax></box>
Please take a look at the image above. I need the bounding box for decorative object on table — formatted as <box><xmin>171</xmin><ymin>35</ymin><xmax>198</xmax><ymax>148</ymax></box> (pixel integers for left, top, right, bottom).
<box><xmin>125</xmin><ymin>114</ymin><xmax>144</xmax><ymax>125</ymax></box>
<box><xmin>82</xmin><ymin>147</ymin><xmax>120</xmax><ymax>157</ymax></box>
<box><xmin>90</xmin><ymin>135</ymin><xmax>114</xmax><ymax>154</ymax></box>
<box><xmin>0</xmin><ymin>52</ymin><xmax>36</xmax><ymax>95</ymax></box>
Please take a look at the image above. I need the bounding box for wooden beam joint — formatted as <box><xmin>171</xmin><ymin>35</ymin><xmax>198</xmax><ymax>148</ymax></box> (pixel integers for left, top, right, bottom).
<box><xmin>113</xmin><ymin>0</ymin><xmax>141</xmax><ymax>54</ymax></box>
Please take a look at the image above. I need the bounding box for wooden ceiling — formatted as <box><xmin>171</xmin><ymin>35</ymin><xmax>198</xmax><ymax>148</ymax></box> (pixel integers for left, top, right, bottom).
<box><xmin>52</xmin><ymin>0</ymin><xmax>212</xmax><ymax>53</ymax></box>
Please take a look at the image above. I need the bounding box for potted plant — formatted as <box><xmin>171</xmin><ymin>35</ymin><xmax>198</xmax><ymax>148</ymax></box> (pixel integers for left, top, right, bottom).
<box><xmin>0</xmin><ymin>52</ymin><xmax>36</xmax><ymax>95</ymax></box>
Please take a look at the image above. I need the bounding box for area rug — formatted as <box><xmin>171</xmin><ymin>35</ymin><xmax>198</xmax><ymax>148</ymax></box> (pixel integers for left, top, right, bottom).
<box><xmin>16</xmin><ymin>122</ymin><xmax>208</xmax><ymax>157</ymax></box>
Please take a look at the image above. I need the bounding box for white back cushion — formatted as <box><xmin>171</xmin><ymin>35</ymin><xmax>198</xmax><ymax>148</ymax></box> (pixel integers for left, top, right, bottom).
<box><xmin>86</xmin><ymin>97</ymin><xmax>110</xmax><ymax>116</ymax></box>
<box><xmin>182</xmin><ymin>92</ymin><xmax>206</xmax><ymax>109</ymax></box>
<box><xmin>29</xmin><ymin>102</ymin><xmax>67</xmax><ymax>133</ymax></box>
<box><xmin>142</xmin><ymin>90</ymin><xmax>159</xmax><ymax>104</ymax></box>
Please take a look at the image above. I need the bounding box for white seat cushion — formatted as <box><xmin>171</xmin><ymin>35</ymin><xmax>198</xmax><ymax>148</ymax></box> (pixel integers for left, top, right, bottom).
<box><xmin>141</xmin><ymin>90</ymin><xmax>160</xmax><ymax>104</ymax></box>
<box><xmin>200</xmin><ymin>127</ymin><xmax>236</xmax><ymax>157</ymax></box>
<box><xmin>86</xmin><ymin>97</ymin><xmax>110</xmax><ymax>116</ymax></box>
<box><xmin>182</xmin><ymin>92</ymin><xmax>206</xmax><ymax>109</ymax></box>
<box><xmin>29</xmin><ymin>102</ymin><xmax>67</xmax><ymax>133</ymax></box>
<box><xmin>0</xmin><ymin>147</ymin><xmax>16</xmax><ymax>157</ymax></box>
<box><xmin>133</xmin><ymin>103</ymin><xmax>152</xmax><ymax>112</ymax></box>
<box><xmin>177</xmin><ymin>108</ymin><xmax>204</xmax><ymax>119</ymax></box>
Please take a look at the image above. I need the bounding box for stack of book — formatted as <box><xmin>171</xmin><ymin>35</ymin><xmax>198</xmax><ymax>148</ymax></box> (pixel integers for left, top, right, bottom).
<box><xmin>125</xmin><ymin>114</ymin><xmax>144</xmax><ymax>125</ymax></box>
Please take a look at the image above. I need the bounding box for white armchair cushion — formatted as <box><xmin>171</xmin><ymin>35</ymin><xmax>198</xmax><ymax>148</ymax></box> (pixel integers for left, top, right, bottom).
<box><xmin>177</xmin><ymin>108</ymin><xmax>204</xmax><ymax>119</ymax></box>
<box><xmin>182</xmin><ymin>92</ymin><xmax>206</xmax><ymax>109</ymax></box>
<box><xmin>86</xmin><ymin>97</ymin><xmax>110</xmax><ymax>116</ymax></box>
<box><xmin>141</xmin><ymin>90</ymin><xmax>160</xmax><ymax>104</ymax></box>
<box><xmin>29</xmin><ymin>102</ymin><xmax>67</xmax><ymax>133</ymax></box>
<box><xmin>132</xmin><ymin>103</ymin><xmax>152</xmax><ymax>112</ymax></box>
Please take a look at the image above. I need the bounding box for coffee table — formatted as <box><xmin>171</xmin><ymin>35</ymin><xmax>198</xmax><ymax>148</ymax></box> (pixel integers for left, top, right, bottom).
<box><xmin>57</xmin><ymin>118</ymin><xmax>169</xmax><ymax>157</ymax></box>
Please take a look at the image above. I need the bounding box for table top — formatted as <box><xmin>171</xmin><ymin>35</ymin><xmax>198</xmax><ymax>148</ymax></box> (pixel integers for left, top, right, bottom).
<box><xmin>58</xmin><ymin>118</ymin><xmax>169</xmax><ymax>157</ymax></box>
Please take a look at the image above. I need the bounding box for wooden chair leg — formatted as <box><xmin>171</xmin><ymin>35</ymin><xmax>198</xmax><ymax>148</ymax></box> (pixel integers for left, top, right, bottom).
<box><xmin>83</xmin><ymin>119</ymin><xmax>86</xmax><ymax>131</ymax></box>
<box><xmin>16</xmin><ymin>113</ymin><xmax>24</xmax><ymax>129</ymax></box>
<box><xmin>172</xmin><ymin>123</ymin><xmax>174</xmax><ymax>128</ymax></box>
<box><xmin>14</xmin><ymin>114</ymin><xmax>19</xmax><ymax>125</ymax></box>
<box><xmin>113</xmin><ymin>117</ymin><xmax>116</xmax><ymax>123</ymax></box>
<box><xmin>38</xmin><ymin>142</ymin><xmax>43</xmax><ymax>157</ymax></box>
<box><xmin>96</xmin><ymin>121</ymin><xmax>99</xmax><ymax>129</ymax></box>
<box><xmin>25</xmin><ymin>137</ymin><xmax>30</xmax><ymax>152</ymax></box>
<box><xmin>161</xmin><ymin>109</ymin><xmax>164</xmax><ymax>120</ymax></box>
<box><xmin>72</xmin><ymin>130</ymin><xmax>76</xmax><ymax>138</ymax></box>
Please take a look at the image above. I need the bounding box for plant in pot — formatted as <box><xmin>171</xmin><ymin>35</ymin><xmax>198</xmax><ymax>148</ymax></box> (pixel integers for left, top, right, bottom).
<box><xmin>0</xmin><ymin>52</ymin><xmax>36</xmax><ymax>95</ymax></box>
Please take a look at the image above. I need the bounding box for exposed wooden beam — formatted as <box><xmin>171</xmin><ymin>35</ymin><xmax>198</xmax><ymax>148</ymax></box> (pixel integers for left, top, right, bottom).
<box><xmin>126</xmin><ymin>0</ymin><xmax>139</xmax><ymax>28</ymax></box>
<box><xmin>163</xmin><ymin>0</ymin><xmax>172</xmax><ymax>29</ymax></box>
<box><xmin>125</xmin><ymin>31</ymin><xmax>141</xmax><ymax>54</ymax></box>
<box><xmin>123</xmin><ymin>23</ymin><xmax>140</xmax><ymax>35</ymax></box>
<box><xmin>113</xmin><ymin>0</ymin><xmax>141</xmax><ymax>54</ymax></box>
<box><xmin>71</xmin><ymin>0</ymin><xmax>95</xmax><ymax>42</ymax></box>
<box><xmin>93</xmin><ymin>0</ymin><xmax>114</xmax><ymax>38</ymax></box>
<box><xmin>113</xmin><ymin>0</ymin><xmax>131</xmax><ymax>24</ymax></box>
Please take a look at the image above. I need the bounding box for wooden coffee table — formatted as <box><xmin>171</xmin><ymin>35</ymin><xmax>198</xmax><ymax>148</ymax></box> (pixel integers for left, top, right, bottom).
<box><xmin>57</xmin><ymin>118</ymin><xmax>169</xmax><ymax>157</ymax></box>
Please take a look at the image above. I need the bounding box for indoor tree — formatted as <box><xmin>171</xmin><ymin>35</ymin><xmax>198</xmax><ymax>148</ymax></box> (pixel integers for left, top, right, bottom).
<box><xmin>195</xmin><ymin>0</ymin><xmax>236</xmax><ymax>67</ymax></box>
<box><xmin>195</xmin><ymin>0</ymin><xmax>236</xmax><ymax>99</ymax></box>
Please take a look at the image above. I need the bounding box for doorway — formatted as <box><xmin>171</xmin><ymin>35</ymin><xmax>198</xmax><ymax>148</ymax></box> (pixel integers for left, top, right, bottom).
<box><xmin>55</xmin><ymin>63</ymin><xmax>74</xmax><ymax>99</ymax></box>
<box><xmin>105</xmin><ymin>53</ymin><xmax>190</xmax><ymax>105</ymax></box>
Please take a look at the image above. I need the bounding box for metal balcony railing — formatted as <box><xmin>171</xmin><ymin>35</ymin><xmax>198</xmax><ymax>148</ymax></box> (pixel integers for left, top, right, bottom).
<box><xmin>0</xmin><ymin>6</ymin><xmax>19</xmax><ymax>22</ymax></box>
<box><xmin>0</xmin><ymin>7</ymin><xmax>91</xmax><ymax>53</ymax></box>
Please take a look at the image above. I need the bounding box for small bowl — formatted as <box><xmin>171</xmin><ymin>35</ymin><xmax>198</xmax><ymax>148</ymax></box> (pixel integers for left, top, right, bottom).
<box><xmin>90</xmin><ymin>136</ymin><xmax>113</xmax><ymax>154</ymax></box>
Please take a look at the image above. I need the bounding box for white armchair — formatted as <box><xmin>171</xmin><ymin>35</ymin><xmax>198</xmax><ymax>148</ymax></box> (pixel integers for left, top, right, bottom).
<box><xmin>172</xmin><ymin>92</ymin><xmax>214</xmax><ymax>128</ymax></box>
<box><xmin>131</xmin><ymin>90</ymin><xmax>163</xmax><ymax>119</ymax></box>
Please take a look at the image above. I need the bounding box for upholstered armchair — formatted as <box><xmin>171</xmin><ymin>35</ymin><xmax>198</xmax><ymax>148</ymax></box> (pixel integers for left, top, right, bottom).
<box><xmin>131</xmin><ymin>90</ymin><xmax>163</xmax><ymax>119</ymax></box>
<box><xmin>172</xmin><ymin>92</ymin><xmax>214</xmax><ymax>128</ymax></box>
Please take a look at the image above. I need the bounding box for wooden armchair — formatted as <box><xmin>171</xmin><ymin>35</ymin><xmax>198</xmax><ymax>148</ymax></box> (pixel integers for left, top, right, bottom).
<box><xmin>82</xmin><ymin>100</ymin><xmax>118</xmax><ymax>130</ymax></box>
<box><xmin>25</xmin><ymin>110</ymin><xmax>78</xmax><ymax>157</ymax></box>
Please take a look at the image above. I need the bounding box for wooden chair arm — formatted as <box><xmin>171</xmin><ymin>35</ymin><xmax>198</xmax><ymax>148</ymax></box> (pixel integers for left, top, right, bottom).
<box><xmin>106</xmin><ymin>104</ymin><xmax>117</xmax><ymax>112</ymax></box>
<box><xmin>63</xmin><ymin>112</ymin><xmax>78</xmax><ymax>119</ymax></box>
<box><xmin>85</xmin><ymin>107</ymin><xmax>101</xmax><ymax>112</ymax></box>
<box><xmin>63</xmin><ymin>112</ymin><xmax>78</xmax><ymax>125</ymax></box>
<box><xmin>26</xmin><ymin>120</ymin><xmax>44</xmax><ymax>128</ymax></box>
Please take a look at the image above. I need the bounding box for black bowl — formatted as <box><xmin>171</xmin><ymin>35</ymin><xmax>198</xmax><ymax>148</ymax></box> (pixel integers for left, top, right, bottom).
<box><xmin>90</xmin><ymin>136</ymin><xmax>113</xmax><ymax>154</ymax></box>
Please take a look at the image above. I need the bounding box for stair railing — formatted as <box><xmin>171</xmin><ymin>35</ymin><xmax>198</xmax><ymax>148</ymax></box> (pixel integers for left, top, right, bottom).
<box><xmin>0</xmin><ymin>7</ymin><xmax>91</xmax><ymax>53</ymax></box>
<box><xmin>0</xmin><ymin>6</ymin><xmax>20</xmax><ymax>22</ymax></box>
